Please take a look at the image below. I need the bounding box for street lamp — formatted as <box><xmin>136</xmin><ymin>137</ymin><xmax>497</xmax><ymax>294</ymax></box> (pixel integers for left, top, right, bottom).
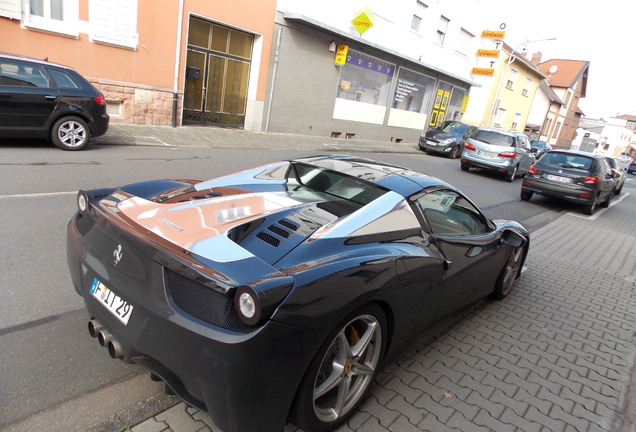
<box><xmin>487</xmin><ymin>38</ymin><xmax>557</xmax><ymax>127</ymax></box>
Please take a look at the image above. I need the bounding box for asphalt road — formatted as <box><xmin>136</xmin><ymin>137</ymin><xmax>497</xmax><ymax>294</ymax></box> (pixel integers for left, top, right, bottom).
<box><xmin>1</xmin><ymin>143</ymin><xmax>630</xmax><ymax>430</ymax></box>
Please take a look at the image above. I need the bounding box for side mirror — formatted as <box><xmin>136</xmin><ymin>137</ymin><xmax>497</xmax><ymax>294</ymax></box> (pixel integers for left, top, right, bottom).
<box><xmin>501</xmin><ymin>230</ymin><xmax>526</xmax><ymax>248</ymax></box>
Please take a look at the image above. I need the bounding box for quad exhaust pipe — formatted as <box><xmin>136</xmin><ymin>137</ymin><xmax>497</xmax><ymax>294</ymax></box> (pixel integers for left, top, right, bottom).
<box><xmin>88</xmin><ymin>319</ymin><xmax>123</xmax><ymax>358</ymax></box>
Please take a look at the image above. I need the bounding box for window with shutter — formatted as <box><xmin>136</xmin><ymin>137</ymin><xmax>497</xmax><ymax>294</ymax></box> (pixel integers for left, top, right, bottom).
<box><xmin>90</xmin><ymin>0</ymin><xmax>138</xmax><ymax>49</ymax></box>
<box><xmin>0</xmin><ymin>0</ymin><xmax>21</xmax><ymax>20</ymax></box>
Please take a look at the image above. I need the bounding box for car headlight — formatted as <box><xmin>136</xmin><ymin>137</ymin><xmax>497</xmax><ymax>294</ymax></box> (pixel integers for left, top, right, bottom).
<box><xmin>233</xmin><ymin>277</ymin><xmax>294</xmax><ymax>326</ymax></box>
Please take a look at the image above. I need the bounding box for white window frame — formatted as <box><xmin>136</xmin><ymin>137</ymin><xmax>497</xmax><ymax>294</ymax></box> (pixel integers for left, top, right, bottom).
<box><xmin>456</xmin><ymin>28</ymin><xmax>474</xmax><ymax>56</ymax></box>
<box><xmin>512</xmin><ymin>113</ymin><xmax>522</xmax><ymax>130</ymax></box>
<box><xmin>436</xmin><ymin>15</ymin><xmax>449</xmax><ymax>45</ymax></box>
<box><xmin>506</xmin><ymin>68</ymin><xmax>518</xmax><ymax>90</ymax></box>
<box><xmin>21</xmin><ymin>0</ymin><xmax>79</xmax><ymax>37</ymax></box>
<box><xmin>411</xmin><ymin>14</ymin><xmax>421</xmax><ymax>31</ymax></box>
<box><xmin>522</xmin><ymin>77</ymin><xmax>532</xmax><ymax>97</ymax></box>
<box><xmin>494</xmin><ymin>107</ymin><xmax>506</xmax><ymax>128</ymax></box>
<box><xmin>89</xmin><ymin>0</ymin><xmax>138</xmax><ymax>50</ymax></box>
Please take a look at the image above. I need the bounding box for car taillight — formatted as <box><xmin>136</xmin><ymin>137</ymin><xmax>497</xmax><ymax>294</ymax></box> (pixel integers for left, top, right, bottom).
<box><xmin>94</xmin><ymin>95</ymin><xmax>106</xmax><ymax>105</ymax></box>
<box><xmin>233</xmin><ymin>278</ymin><xmax>294</xmax><ymax>326</ymax></box>
<box><xmin>583</xmin><ymin>176</ymin><xmax>599</xmax><ymax>184</ymax></box>
<box><xmin>464</xmin><ymin>142</ymin><xmax>476</xmax><ymax>151</ymax></box>
<box><xmin>527</xmin><ymin>165</ymin><xmax>537</xmax><ymax>174</ymax></box>
<box><xmin>498</xmin><ymin>152</ymin><xmax>517</xmax><ymax>158</ymax></box>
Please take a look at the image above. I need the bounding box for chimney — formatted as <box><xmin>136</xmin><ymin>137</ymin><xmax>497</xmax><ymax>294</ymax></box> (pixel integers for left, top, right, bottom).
<box><xmin>531</xmin><ymin>51</ymin><xmax>543</xmax><ymax>66</ymax></box>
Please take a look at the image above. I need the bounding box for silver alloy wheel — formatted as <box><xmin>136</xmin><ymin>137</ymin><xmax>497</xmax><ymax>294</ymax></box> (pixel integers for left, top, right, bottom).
<box><xmin>57</xmin><ymin>119</ymin><xmax>88</xmax><ymax>148</ymax></box>
<box><xmin>500</xmin><ymin>247</ymin><xmax>523</xmax><ymax>296</ymax></box>
<box><xmin>312</xmin><ymin>314</ymin><xmax>382</xmax><ymax>422</ymax></box>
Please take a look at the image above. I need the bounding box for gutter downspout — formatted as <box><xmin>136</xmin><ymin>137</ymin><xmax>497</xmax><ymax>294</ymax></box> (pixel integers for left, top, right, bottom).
<box><xmin>264</xmin><ymin>23</ymin><xmax>282</xmax><ymax>133</ymax></box>
<box><xmin>172</xmin><ymin>0</ymin><xmax>185</xmax><ymax>128</ymax></box>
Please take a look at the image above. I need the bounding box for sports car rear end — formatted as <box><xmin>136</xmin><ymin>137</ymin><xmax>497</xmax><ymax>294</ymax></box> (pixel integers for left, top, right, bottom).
<box><xmin>67</xmin><ymin>184</ymin><xmax>328</xmax><ymax>432</ymax></box>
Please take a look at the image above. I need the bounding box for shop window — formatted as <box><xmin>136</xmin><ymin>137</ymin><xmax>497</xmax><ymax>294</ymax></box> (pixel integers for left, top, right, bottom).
<box><xmin>392</xmin><ymin>68</ymin><xmax>435</xmax><ymax>113</ymax></box>
<box><xmin>336</xmin><ymin>49</ymin><xmax>395</xmax><ymax>106</ymax></box>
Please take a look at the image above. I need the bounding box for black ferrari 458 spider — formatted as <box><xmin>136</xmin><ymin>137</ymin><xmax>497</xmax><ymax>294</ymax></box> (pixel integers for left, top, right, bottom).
<box><xmin>66</xmin><ymin>155</ymin><xmax>529</xmax><ymax>432</ymax></box>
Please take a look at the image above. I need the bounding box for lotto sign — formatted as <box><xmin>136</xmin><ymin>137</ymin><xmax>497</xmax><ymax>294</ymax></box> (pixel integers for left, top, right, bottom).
<box><xmin>351</xmin><ymin>6</ymin><xmax>375</xmax><ymax>35</ymax></box>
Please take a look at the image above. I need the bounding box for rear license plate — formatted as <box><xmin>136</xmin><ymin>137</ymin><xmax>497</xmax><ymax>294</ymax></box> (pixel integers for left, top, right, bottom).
<box><xmin>476</xmin><ymin>150</ymin><xmax>496</xmax><ymax>158</ymax></box>
<box><xmin>544</xmin><ymin>174</ymin><xmax>571</xmax><ymax>183</ymax></box>
<box><xmin>90</xmin><ymin>278</ymin><xmax>134</xmax><ymax>325</ymax></box>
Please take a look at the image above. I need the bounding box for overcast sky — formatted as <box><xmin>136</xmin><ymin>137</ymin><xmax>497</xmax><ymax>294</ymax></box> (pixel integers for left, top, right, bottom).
<box><xmin>476</xmin><ymin>0</ymin><xmax>635</xmax><ymax>119</ymax></box>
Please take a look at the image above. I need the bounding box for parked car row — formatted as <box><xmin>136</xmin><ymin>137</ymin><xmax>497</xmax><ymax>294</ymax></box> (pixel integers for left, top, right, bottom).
<box><xmin>419</xmin><ymin>124</ymin><xmax>631</xmax><ymax>216</ymax></box>
<box><xmin>0</xmin><ymin>52</ymin><xmax>109</xmax><ymax>150</ymax></box>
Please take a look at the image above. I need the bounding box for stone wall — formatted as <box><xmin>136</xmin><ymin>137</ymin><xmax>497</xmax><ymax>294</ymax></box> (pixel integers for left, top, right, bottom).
<box><xmin>89</xmin><ymin>78</ymin><xmax>182</xmax><ymax>126</ymax></box>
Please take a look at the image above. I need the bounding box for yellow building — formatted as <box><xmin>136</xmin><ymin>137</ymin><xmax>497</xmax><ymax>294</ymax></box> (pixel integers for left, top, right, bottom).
<box><xmin>463</xmin><ymin>42</ymin><xmax>546</xmax><ymax>132</ymax></box>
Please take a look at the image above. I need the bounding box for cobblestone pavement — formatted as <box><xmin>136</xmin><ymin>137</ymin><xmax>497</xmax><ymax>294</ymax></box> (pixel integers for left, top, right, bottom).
<box><xmin>94</xmin><ymin>125</ymin><xmax>635</xmax><ymax>432</ymax></box>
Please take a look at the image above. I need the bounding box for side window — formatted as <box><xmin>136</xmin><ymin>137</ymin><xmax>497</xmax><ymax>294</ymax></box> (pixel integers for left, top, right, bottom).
<box><xmin>416</xmin><ymin>189</ymin><xmax>490</xmax><ymax>236</ymax></box>
<box><xmin>0</xmin><ymin>60</ymin><xmax>51</xmax><ymax>88</ymax></box>
<box><xmin>46</xmin><ymin>69</ymin><xmax>80</xmax><ymax>89</ymax></box>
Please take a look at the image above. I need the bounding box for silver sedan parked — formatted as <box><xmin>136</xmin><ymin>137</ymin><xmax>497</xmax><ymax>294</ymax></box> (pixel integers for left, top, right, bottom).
<box><xmin>460</xmin><ymin>128</ymin><xmax>535</xmax><ymax>182</ymax></box>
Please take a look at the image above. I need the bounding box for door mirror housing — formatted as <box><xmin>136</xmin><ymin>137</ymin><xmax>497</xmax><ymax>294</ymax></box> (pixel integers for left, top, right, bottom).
<box><xmin>501</xmin><ymin>230</ymin><xmax>526</xmax><ymax>248</ymax></box>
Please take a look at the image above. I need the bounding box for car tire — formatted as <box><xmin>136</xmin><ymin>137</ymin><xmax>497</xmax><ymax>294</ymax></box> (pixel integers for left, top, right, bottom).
<box><xmin>449</xmin><ymin>146</ymin><xmax>460</xmax><ymax>159</ymax></box>
<box><xmin>520</xmin><ymin>190</ymin><xmax>533</xmax><ymax>201</ymax></box>
<box><xmin>582</xmin><ymin>194</ymin><xmax>598</xmax><ymax>215</ymax></box>
<box><xmin>506</xmin><ymin>165</ymin><xmax>518</xmax><ymax>182</ymax></box>
<box><xmin>600</xmin><ymin>190</ymin><xmax>613</xmax><ymax>208</ymax></box>
<box><xmin>491</xmin><ymin>245</ymin><xmax>525</xmax><ymax>300</ymax></box>
<box><xmin>614</xmin><ymin>184</ymin><xmax>622</xmax><ymax>195</ymax></box>
<box><xmin>291</xmin><ymin>304</ymin><xmax>387</xmax><ymax>432</ymax></box>
<box><xmin>51</xmin><ymin>116</ymin><xmax>91</xmax><ymax>151</ymax></box>
<box><xmin>460</xmin><ymin>162</ymin><xmax>470</xmax><ymax>171</ymax></box>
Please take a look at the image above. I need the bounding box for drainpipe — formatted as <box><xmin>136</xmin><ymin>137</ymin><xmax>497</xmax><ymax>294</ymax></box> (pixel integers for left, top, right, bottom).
<box><xmin>172</xmin><ymin>0</ymin><xmax>185</xmax><ymax>127</ymax></box>
<box><xmin>264</xmin><ymin>23</ymin><xmax>282</xmax><ymax>133</ymax></box>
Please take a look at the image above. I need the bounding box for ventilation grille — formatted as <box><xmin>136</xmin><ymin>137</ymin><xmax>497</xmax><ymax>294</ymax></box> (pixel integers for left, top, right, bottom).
<box><xmin>165</xmin><ymin>269</ymin><xmax>252</xmax><ymax>333</ymax></box>
<box><xmin>256</xmin><ymin>219</ymin><xmax>300</xmax><ymax>247</ymax></box>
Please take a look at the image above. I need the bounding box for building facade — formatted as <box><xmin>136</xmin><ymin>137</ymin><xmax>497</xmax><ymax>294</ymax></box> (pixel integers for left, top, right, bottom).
<box><xmin>462</xmin><ymin>42</ymin><xmax>545</xmax><ymax>133</ymax></box>
<box><xmin>264</xmin><ymin>0</ymin><xmax>482</xmax><ymax>143</ymax></box>
<box><xmin>535</xmin><ymin>58</ymin><xmax>589</xmax><ymax>148</ymax></box>
<box><xmin>0</xmin><ymin>0</ymin><xmax>277</xmax><ymax>129</ymax></box>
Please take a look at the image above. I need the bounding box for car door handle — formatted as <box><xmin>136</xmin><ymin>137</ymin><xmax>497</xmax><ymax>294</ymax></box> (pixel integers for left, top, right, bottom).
<box><xmin>45</xmin><ymin>95</ymin><xmax>58</xmax><ymax>101</ymax></box>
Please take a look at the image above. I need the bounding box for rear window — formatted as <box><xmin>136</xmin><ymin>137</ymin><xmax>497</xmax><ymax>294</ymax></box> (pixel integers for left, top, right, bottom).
<box><xmin>292</xmin><ymin>162</ymin><xmax>387</xmax><ymax>206</ymax></box>
<box><xmin>47</xmin><ymin>69</ymin><xmax>80</xmax><ymax>89</ymax></box>
<box><xmin>472</xmin><ymin>130</ymin><xmax>514</xmax><ymax>147</ymax></box>
<box><xmin>542</xmin><ymin>153</ymin><xmax>593</xmax><ymax>171</ymax></box>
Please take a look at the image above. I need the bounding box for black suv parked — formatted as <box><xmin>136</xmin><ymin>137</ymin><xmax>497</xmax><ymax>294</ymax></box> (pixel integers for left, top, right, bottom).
<box><xmin>0</xmin><ymin>52</ymin><xmax>109</xmax><ymax>150</ymax></box>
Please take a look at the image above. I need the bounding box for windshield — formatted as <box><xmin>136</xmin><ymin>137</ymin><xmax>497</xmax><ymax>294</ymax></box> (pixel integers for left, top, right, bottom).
<box><xmin>472</xmin><ymin>130</ymin><xmax>514</xmax><ymax>147</ymax></box>
<box><xmin>541</xmin><ymin>153</ymin><xmax>594</xmax><ymax>171</ymax></box>
<box><xmin>435</xmin><ymin>121</ymin><xmax>465</xmax><ymax>134</ymax></box>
